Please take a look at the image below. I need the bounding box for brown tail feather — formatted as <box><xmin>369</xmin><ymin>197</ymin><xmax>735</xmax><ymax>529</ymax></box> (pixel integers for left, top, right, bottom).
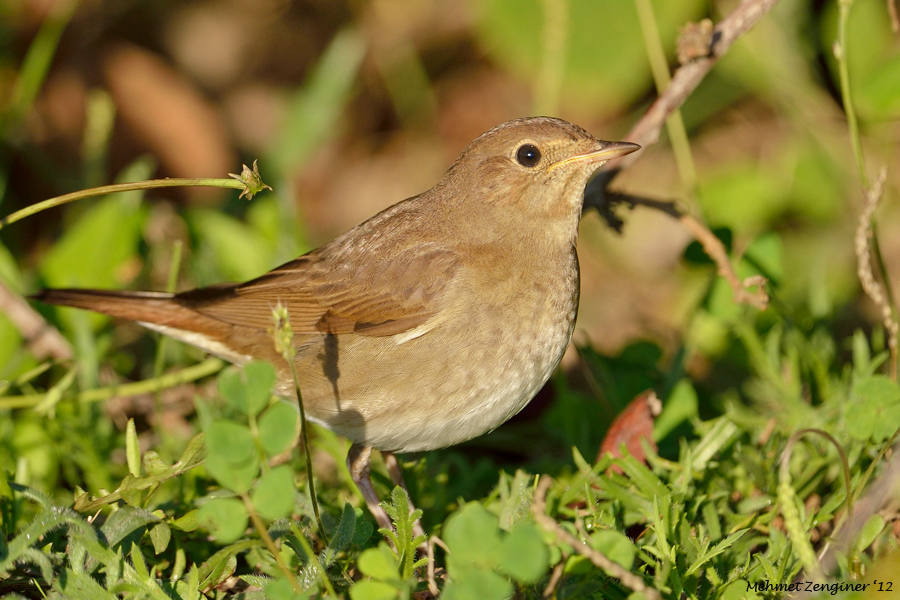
<box><xmin>33</xmin><ymin>288</ymin><xmax>284</xmax><ymax>366</ymax></box>
<box><xmin>32</xmin><ymin>288</ymin><xmax>225</xmax><ymax>336</ymax></box>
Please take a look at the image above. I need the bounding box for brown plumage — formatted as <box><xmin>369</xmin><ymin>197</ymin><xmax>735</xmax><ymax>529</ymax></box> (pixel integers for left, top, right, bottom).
<box><xmin>34</xmin><ymin>116</ymin><xmax>640</xmax><ymax>534</ymax></box>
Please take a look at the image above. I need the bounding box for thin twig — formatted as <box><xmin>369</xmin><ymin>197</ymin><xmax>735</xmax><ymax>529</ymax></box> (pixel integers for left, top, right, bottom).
<box><xmin>534</xmin><ymin>0</ymin><xmax>568</xmax><ymax>115</ymax></box>
<box><xmin>780</xmin><ymin>429</ymin><xmax>852</xmax><ymax>584</ymax></box>
<box><xmin>426</xmin><ymin>535</ymin><xmax>450</xmax><ymax>596</ymax></box>
<box><xmin>531</xmin><ymin>476</ymin><xmax>662</xmax><ymax>600</ymax></box>
<box><xmin>598</xmin><ymin>0</ymin><xmax>781</xmax><ymax>171</ymax></box>
<box><xmin>585</xmin><ymin>0</ymin><xmax>780</xmax><ymax>309</ymax></box>
<box><xmin>633</xmin><ymin>0</ymin><xmax>697</xmax><ymax>192</ymax></box>
<box><xmin>271</xmin><ymin>303</ymin><xmax>326</xmax><ymax>541</ymax></box>
<box><xmin>240</xmin><ymin>492</ymin><xmax>304</xmax><ymax>594</ymax></box>
<box><xmin>0</xmin><ymin>161</ymin><xmax>270</xmax><ymax>231</ymax></box>
<box><xmin>0</xmin><ymin>357</ymin><xmax>224</xmax><ymax>410</ymax></box>
<box><xmin>835</xmin><ymin>0</ymin><xmax>868</xmax><ymax>188</ymax></box>
<box><xmin>0</xmin><ymin>279</ymin><xmax>72</xmax><ymax>361</ymax></box>
<box><xmin>601</xmin><ymin>193</ymin><xmax>770</xmax><ymax>309</ymax></box>
<box><xmin>542</xmin><ymin>559</ymin><xmax>565</xmax><ymax>599</ymax></box>
<box><xmin>587</xmin><ymin>0</ymin><xmax>779</xmax><ymax>213</ymax></box>
<box><xmin>679</xmin><ymin>214</ymin><xmax>769</xmax><ymax>310</ymax></box>
<box><xmin>889</xmin><ymin>0</ymin><xmax>900</xmax><ymax>33</ymax></box>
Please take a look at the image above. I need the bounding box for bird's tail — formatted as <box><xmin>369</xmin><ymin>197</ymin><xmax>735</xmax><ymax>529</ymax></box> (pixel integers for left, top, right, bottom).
<box><xmin>32</xmin><ymin>287</ymin><xmax>254</xmax><ymax>364</ymax></box>
<box><xmin>34</xmin><ymin>288</ymin><xmax>184</xmax><ymax>323</ymax></box>
<box><xmin>32</xmin><ymin>288</ymin><xmax>235</xmax><ymax>344</ymax></box>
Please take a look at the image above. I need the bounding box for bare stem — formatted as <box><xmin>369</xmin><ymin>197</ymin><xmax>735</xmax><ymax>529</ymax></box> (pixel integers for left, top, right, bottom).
<box><xmin>836</xmin><ymin>0</ymin><xmax>868</xmax><ymax>188</ymax></box>
<box><xmin>0</xmin><ymin>161</ymin><xmax>270</xmax><ymax>231</ymax></box>
<box><xmin>271</xmin><ymin>304</ymin><xmax>326</xmax><ymax>541</ymax></box>
<box><xmin>597</xmin><ymin>0</ymin><xmax>782</xmax><ymax>174</ymax></box>
<box><xmin>532</xmin><ymin>475</ymin><xmax>662</xmax><ymax>600</ymax></box>
<box><xmin>241</xmin><ymin>492</ymin><xmax>303</xmax><ymax>593</ymax></box>
<box><xmin>633</xmin><ymin>0</ymin><xmax>697</xmax><ymax>192</ymax></box>
<box><xmin>780</xmin><ymin>429</ymin><xmax>851</xmax><ymax>582</ymax></box>
<box><xmin>534</xmin><ymin>0</ymin><xmax>568</xmax><ymax>115</ymax></box>
<box><xmin>0</xmin><ymin>358</ymin><xmax>224</xmax><ymax>410</ymax></box>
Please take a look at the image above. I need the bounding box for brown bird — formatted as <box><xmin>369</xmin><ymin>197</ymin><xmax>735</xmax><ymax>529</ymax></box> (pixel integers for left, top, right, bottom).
<box><xmin>34</xmin><ymin>117</ymin><xmax>639</xmax><ymax>536</ymax></box>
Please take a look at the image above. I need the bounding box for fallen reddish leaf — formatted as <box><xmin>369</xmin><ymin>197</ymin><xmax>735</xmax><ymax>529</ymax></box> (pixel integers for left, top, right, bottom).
<box><xmin>598</xmin><ymin>390</ymin><xmax>661</xmax><ymax>473</ymax></box>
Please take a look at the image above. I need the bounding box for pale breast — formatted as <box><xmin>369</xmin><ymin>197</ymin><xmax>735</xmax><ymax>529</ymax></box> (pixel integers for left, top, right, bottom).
<box><xmin>295</xmin><ymin>248</ymin><xmax>580</xmax><ymax>453</ymax></box>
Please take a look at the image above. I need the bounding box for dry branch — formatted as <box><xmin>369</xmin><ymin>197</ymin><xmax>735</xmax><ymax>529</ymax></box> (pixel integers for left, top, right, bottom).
<box><xmin>587</xmin><ymin>0</ymin><xmax>782</xmax><ymax>309</ymax></box>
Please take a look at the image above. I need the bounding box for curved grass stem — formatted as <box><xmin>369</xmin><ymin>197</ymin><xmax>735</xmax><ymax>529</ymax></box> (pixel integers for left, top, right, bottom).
<box><xmin>0</xmin><ymin>161</ymin><xmax>271</xmax><ymax>231</ymax></box>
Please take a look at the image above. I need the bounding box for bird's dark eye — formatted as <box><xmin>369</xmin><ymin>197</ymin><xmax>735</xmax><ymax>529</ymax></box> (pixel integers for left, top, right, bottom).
<box><xmin>515</xmin><ymin>144</ymin><xmax>541</xmax><ymax>168</ymax></box>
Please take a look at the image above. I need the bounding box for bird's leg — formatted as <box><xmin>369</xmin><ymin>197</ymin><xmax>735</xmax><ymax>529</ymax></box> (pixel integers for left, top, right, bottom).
<box><xmin>382</xmin><ymin>451</ymin><xmax>427</xmax><ymax>547</ymax></box>
<box><xmin>347</xmin><ymin>445</ymin><xmax>428</xmax><ymax>556</ymax></box>
<box><xmin>347</xmin><ymin>444</ymin><xmax>394</xmax><ymax>532</ymax></box>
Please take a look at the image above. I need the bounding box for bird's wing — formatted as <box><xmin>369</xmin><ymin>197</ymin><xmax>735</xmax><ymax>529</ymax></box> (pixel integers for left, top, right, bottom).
<box><xmin>178</xmin><ymin>244</ymin><xmax>460</xmax><ymax>338</ymax></box>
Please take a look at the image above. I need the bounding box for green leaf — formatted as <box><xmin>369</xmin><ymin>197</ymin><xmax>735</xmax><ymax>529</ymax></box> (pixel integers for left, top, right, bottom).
<box><xmin>691</xmin><ymin>418</ymin><xmax>740</xmax><ymax>472</ymax></box>
<box><xmin>258</xmin><ymin>401</ymin><xmax>299</xmax><ymax>457</ymax></box>
<box><xmin>75</xmin><ymin>433</ymin><xmax>207</xmax><ymax>513</ymax></box>
<box><xmin>722</xmin><ymin>580</ymin><xmax>763</xmax><ymax>600</ymax></box>
<box><xmin>149</xmin><ymin>522</ymin><xmax>171</xmax><ymax>555</ymax></box>
<box><xmin>847</xmin><ymin>376</ymin><xmax>900</xmax><ymax>442</ymax></box>
<box><xmin>589</xmin><ymin>529</ymin><xmax>635</xmax><ymax>570</ymax></box>
<box><xmin>685</xmin><ymin>529</ymin><xmax>748</xmax><ymax>577</ymax></box>
<box><xmin>142</xmin><ymin>451</ymin><xmax>169</xmax><ymax>476</ymax></box>
<box><xmin>54</xmin><ymin>568</ymin><xmax>119</xmax><ymax>599</ymax></box>
<box><xmin>251</xmin><ymin>465</ymin><xmax>296</xmax><ymax>521</ymax></box>
<box><xmin>381</xmin><ymin>486</ymin><xmax>426</xmax><ymax>577</ymax></box>
<box><xmin>855</xmin><ymin>515</ymin><xmax>885</xmax><ymax>553</ymax></box>
<box><xmin>497</xmin><ymin>523</ymin><xmax>548</xmax><ymax>583</ymax></box>
<box><xmin>442</xmin><ymin>566</ymin><xmax>512</xmax><ymax>600</ymax></box>
<box><xmin>198</xmin><ymin>498</ymin><xmax>249</xmax><ymax>544</ymax></box>
<box><xmin>614</xmin><ymin>454</ymin><xmax>668</xmax><ymax>500</ymax></box>
<box><xmin>852</xmin><ymin>329</ymin><xmax>873</xmax><ymax>376</ymax></box>
<box><xmin>655</xmin><ymin>379</ymin><xmax>698</xmax><ymax>441</ymax></box>
<box><xmin>197</xmin><ymin>539</ymin><xmax>262</xmax><ymax>588</ymax></box>
<box><xmin>205</xmin><ymin>420</ymin><xmax>258</xmax><ymax>493</ymax></box>
<box><xmin>207</xmin><ymin>419</ymin><xmax>255</xmax><ymax>464</ymax></box>
<box><xmin>171</xmin><ymin>509</ymin><xmax>202</xmax><ymax>532</ymax></box>
<box><xmin>358</xmin><ymin>544</ymin><xmax>400</xmax><ymax>581</ymax></box>
<box><xmin>243</xmin><ymin>361</ymin><xmax>277</xmax><ymax>414</ymax></box>
<box><xmin>202</xmin><ymin>554</ymin><xmax>238</xmax><ymax>590</ymax></box>
<box><xmin>100</xmin><ymin>505</ymin><xmax>160</xmax><ymax>549</ymax></box>
<box><xmin>265</xmin><ymin>576</ymin><xmax>306</xmax><ymax>600</ymax></box>
<box><xmin>218</xmin><ymin>361</ymin><xmax>276</xmax><ymax>417</ymax></box>
<box><xmin>353</xmin><ymin>518</ymin><xmax>375</xmax><ymax>546</ymax></box>
<box><xmin>444</xmin><ymin>503</ymin><xmax>502</xmax><ymax>570</ymax></box>
<box><xmin>323</xmin><ymin>503</ymin><xmax>358</xmax><ymax>566</ymax></box>
<box><xmin>349</xmin><ymin>580</ymin><xmax>400</xmax><ymax>600</ymax></box>
<box><xmin>131</xmin><ymin>544</ymin><xmax>149</xmax><ymax>579</ymax></box>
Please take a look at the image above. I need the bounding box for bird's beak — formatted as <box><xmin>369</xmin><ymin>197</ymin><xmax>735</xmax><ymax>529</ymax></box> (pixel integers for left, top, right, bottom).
<box><xmin>548</xmin><ymin>141</ymin><xmax>641</xmax><ymax>171</ymax></box>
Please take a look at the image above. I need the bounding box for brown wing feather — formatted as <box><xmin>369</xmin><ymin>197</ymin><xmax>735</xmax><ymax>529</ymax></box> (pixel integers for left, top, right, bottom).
<box><xmin>177</xmin><ymin>245</ymin><xmax>460</xmax><ymax>338</ymax></box>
